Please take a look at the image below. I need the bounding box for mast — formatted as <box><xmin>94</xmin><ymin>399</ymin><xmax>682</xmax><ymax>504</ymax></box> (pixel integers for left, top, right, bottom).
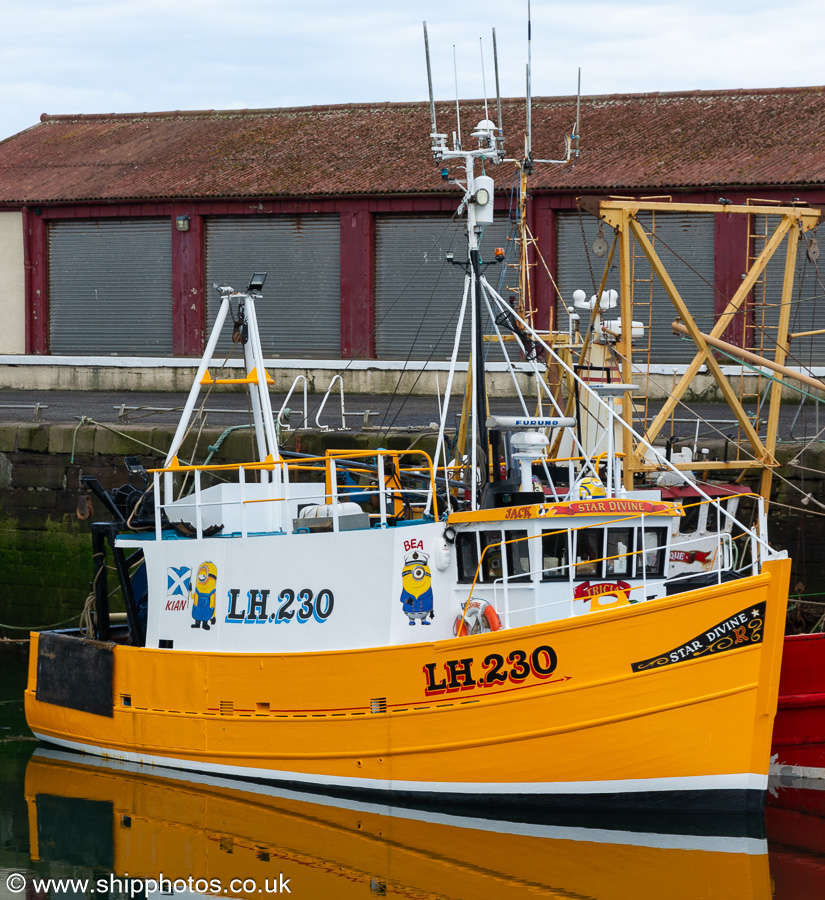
<box><xmin>423</xmin><ymin>24</ymin><xmax>501</xmax><ymax>508</ymax></box>
<box><xmin>467</xmin><ymin>163</ymin><xmax>488</xmax><ymax>482</ymax></box>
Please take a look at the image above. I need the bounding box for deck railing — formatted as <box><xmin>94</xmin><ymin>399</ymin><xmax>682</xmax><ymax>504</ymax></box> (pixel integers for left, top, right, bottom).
<box><xmin>147</xmin><ymin>449</ymin><xmax>438</xmax><ymax>540</ymax></box>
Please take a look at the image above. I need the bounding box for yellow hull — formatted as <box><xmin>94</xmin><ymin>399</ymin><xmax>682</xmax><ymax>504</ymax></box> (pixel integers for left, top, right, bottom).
<box><xmin>25</xmin><ymin>751</ymin><xmax>771</xmax><ymax>900</ymax></box>
<box><xmin>25</xmin><ymin>559</ymin><xmax>790</xmax><ymax>812</ymax></box>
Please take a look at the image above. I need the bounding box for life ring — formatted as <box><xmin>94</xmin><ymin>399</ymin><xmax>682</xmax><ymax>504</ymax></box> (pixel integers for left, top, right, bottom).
<box><xmin>454</xmin><ymin>598</ymin><xmax>502</xmax><ymax>636</ymax></box>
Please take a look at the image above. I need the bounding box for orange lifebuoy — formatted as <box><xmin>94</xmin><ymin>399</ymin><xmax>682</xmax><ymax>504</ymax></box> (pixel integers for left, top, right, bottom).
<box><xmin>454</xmin><ymin>598</ymin><xmax>502</xmax><ymax>636</ymax></box>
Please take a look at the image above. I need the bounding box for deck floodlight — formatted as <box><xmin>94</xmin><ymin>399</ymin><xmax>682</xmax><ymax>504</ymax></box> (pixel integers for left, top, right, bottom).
<box><xmin>248</xmin><ymin>273</ymin><xmax>267</xmax><ymax>292</ymax></box>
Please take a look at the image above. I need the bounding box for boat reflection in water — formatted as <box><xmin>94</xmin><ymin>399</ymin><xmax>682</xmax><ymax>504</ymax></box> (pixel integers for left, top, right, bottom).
<box><xmin>767</xmin><ymin>770</ymin><xmax>825</xmax><ymax>899</ymax></box>
<box><xmin>26</xmin><ymin>750</ymin><xmax>771</xmax><ymax>900</ymax></box>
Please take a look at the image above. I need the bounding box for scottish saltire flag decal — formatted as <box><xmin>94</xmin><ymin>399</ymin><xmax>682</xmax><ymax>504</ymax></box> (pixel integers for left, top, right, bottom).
<box><xmin>167</xmin><ymin>566</ymin><xmax>191</xmax><ymax>596</ymax></box>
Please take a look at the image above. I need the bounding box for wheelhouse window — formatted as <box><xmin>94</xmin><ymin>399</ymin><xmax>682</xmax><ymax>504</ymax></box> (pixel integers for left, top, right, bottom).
<box><xmin>481</xmin><ymin>531</ymin><xmax>503</xmax><ymax>582</ymax></box>
<box><xmin>705</xmin><ymin>501</ymin><xmax>721</xmax><ymax>533</ymax></box>
<box><xmin>505</xmin><ymin>530</ymin><xmax>531</xmax><ymax>583</ymax></box>
<box><xmin>463</xmin><ymin>523</ymin><xmax>667</xmax><ymax>583</ymax></box>
<box><xmin>541</xmin><ymin>530</ymin><xmax>570</xmax><ymax>581</ymax></box>
<box><xmin>455</xmin><ymin>531</ymin><xmax>505</xmax><ymax>583</ymax></box>
<box><xmin>606</xmin><ymin>527</ymin><xmax>633</xmax><ymax>577</ymax></box>
<box><xmin>457</xmin><ymin>529</ymin><xmax>532</xmax><ymax>584</ymax></box>
<box><xmin>456</xmin><ymin>532</ymin><xmax>478</xmax><ymax>584</ymax></box>
<box><xmin>574</xmin><ymin>529</ymin><xmax>603</xmax><ymax>580</ymax></box>
<box><xmin>641</xmin><ymin>527</ymin><xmax>668</xmax><ymax>577</ymax></box>
<box><xmin>679</xmin><ymin>501</ymin><xmax>701</xmax><ymax>534</ymax></box>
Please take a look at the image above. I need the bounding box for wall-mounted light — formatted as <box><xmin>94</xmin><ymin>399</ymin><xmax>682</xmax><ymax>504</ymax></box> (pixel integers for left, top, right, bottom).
<box><xmin>175</xmin><ymin>215</ymin><xmax>190</xmax><ymax>232</ymax></box>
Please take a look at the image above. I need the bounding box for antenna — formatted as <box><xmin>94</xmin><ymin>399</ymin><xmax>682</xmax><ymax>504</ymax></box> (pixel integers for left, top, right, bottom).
<box><xmin>526</xmin><ymin>0</ymin><xmax>532</xmax><ymax>157</ymax></box>
<box><xmin>423</xmin><ymin>21</ymin><xmax>438</xmax><ymax>138</ymax></box>
<box><xmin>574</xmin><ymin>67</ymin><xmax>582</xmax><ymax>158</ymax></box>
<box><xmin>492</xmin><ymin>27</ymin><xmax>503</xmax><ymax>152</ymax></box>
<box><xmin>479</xmin><ymin>37</ymin><xmax>490</xmax><ymax>123</ymax></box>
<box><xmin>453</xmin><ymin>45</ymin><xmax>462</xmax><ymax>149</ymax></box>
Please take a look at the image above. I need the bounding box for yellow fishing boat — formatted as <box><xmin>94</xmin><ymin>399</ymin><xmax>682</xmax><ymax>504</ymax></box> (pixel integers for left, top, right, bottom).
<box><xmin>24</xmin><ymin>28</ymin><xmax>791</xmax><ymax>814</ymax></box>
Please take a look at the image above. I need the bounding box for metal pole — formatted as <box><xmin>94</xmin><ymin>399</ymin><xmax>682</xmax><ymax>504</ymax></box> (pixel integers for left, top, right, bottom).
<box><xmin>493</xmin><ymin>27</ymin><xmax>503</xmax><ymax>149</ymax></box>
<box><xmin>164</xmin><ymin>294</ymin><xmax>231</xmax><ymax>467</ymax></box>
<box><xmin>423</xmin><ymin>21</ymin><xmax>438</xmax><ymax>138</ymax></box>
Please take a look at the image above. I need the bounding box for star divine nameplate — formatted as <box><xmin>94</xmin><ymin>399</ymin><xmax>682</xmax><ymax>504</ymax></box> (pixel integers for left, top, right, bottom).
<box><xmin>631</xmin><ymin>602</ymin><xmax>766</xmax><ymax>673</ymax></box>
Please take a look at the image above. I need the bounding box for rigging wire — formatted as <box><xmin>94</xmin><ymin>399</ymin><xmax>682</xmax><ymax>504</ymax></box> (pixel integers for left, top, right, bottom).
<box><xmin>277</xmin><ymin>212</ymin><xmax>464</xmax><ymax>444</ymax></box>
<box><xmin>370</xmin><ymin>182</ymin><xmax>523</xmax><ymax>443</ymax></box>
<box><xmin>370</xmin><ymin>228</ymin><xmax>465</xmax><ymax>443</ymax></box>
<box><xmin>371</xmin><ymin>282</ymin><xmax>463</xmax><ymax>443</ymax></box>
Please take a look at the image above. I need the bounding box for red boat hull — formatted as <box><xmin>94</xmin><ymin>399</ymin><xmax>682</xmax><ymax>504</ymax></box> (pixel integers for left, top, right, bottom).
<box><xmin>772</xmin><ymin>633</ymin><xmax>825</xmax><ymax>776</ymax></box>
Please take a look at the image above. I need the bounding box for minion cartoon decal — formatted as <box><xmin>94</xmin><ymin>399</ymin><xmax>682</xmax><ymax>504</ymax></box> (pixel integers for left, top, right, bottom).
<box><xmin>191</xmin><ymin>561</ymin><xmax>218</xmax><ymax>631</ymax></box>
<box><xmin>400</xmin><ymin>549</ymin><xmax>434</xmax><ymax>626</ymax></box>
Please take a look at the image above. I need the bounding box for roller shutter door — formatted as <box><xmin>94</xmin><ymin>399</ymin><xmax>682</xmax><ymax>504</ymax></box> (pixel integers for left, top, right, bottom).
<box><xmin>205</xmin><ymin>216</ymin><xmax>340</xmax><ymax>358</ymax></box>
<box><xmin>48</xmin><ymin>219</ymin><xmax>173</xmax><ymax>355</ymax></box>
<box><xmin>556</xmin><ymin>211</ymin><xmax>715</xmax><ymax>364</ymax></box>
<box><xmin>374</xmin><ymin>216</ymin><xmax>512</xmax><ymax>360</ymax></box>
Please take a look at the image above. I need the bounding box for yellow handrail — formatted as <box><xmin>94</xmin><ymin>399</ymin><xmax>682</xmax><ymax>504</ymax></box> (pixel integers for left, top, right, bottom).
<box><xmin>151</xmin><ymin>448</ymin><xmax>440</xmax><ymax>522</ymax></box>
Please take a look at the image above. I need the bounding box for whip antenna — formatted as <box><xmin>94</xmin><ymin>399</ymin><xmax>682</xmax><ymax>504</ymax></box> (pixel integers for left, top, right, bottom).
<box><xmin>423</xmin><ymin>21</ymin><xmax>438</xmax><ymax>138</ymax></box>
<box><xmin>574</xmin><ymin>67</ymin><xmax>582</xmax><ymax>157</ymax></box>
<box><xmin>493</xmin><ymin>27</ymin><xmax>503</xmax><ymax>152</ymax></box>
<box><xmin>453</xmin><ymin>45</ymin><xmax>462</xmax><ymax>149</ymax></box>
<box><xmin>526</xmin><ymin>0</ymin><xmax>532</xmax><ymax>157</ymax></box>
<box><xmin>480</xmin><ymin>37</ymin><xmax>490</xmax><ymax>122</ymax></box>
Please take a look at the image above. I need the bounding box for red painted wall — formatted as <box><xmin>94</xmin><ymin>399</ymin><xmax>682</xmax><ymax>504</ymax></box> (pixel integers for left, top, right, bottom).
<box><xmin>531</xmin><ymin>196</ymin><xmax>556</xmax><ymax>331</ymax></box>
<box><xmin>339</xmin><ymin>202</ymin><xmax>374</xmax><ymax>359</ymax></box>
<box><xmin>714</xmin><ymin>202</ymin><xmax>750</xmax><ymax>347</ymax></box>
<box><xmin>23</xmin><ymin>208</ymin><xmax>48</xmax><ymax>354</ymax></box>
<box><xmin>171</xmin><ymin>207</ymin><xmax>204</xmax><ymax>356</ymax></box>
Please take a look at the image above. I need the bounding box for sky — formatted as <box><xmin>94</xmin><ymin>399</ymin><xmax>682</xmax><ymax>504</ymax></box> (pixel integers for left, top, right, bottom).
<box><xmin>1</xmin><ymin>0</ymin><xmax>820</xmax><ymax>143</ymax></box>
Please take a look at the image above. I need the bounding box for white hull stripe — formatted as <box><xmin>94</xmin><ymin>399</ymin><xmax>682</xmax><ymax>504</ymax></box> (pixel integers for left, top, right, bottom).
<box><xmin>33</xmin><ymin>748</ymin><xmax>767</xmax><ymax>856</ymax></box>
<box><xmin>33</xmin><ymin>732</ymin><xmax>767</xmax><ymax>796</ymax></box>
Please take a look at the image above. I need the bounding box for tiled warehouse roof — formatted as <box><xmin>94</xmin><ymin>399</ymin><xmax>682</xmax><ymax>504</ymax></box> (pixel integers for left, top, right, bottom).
<box><xmin>1</xmin><ymin>86</ymin><xmax>824</xmax><ymax>204</ymax></box>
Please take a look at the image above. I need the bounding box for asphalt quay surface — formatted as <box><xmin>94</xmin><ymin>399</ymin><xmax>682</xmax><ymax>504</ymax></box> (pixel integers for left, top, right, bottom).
<box><xmin>0</xmin><ymin>389</ymin><xmax>821</xmax><ymax>446</ymax></box>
